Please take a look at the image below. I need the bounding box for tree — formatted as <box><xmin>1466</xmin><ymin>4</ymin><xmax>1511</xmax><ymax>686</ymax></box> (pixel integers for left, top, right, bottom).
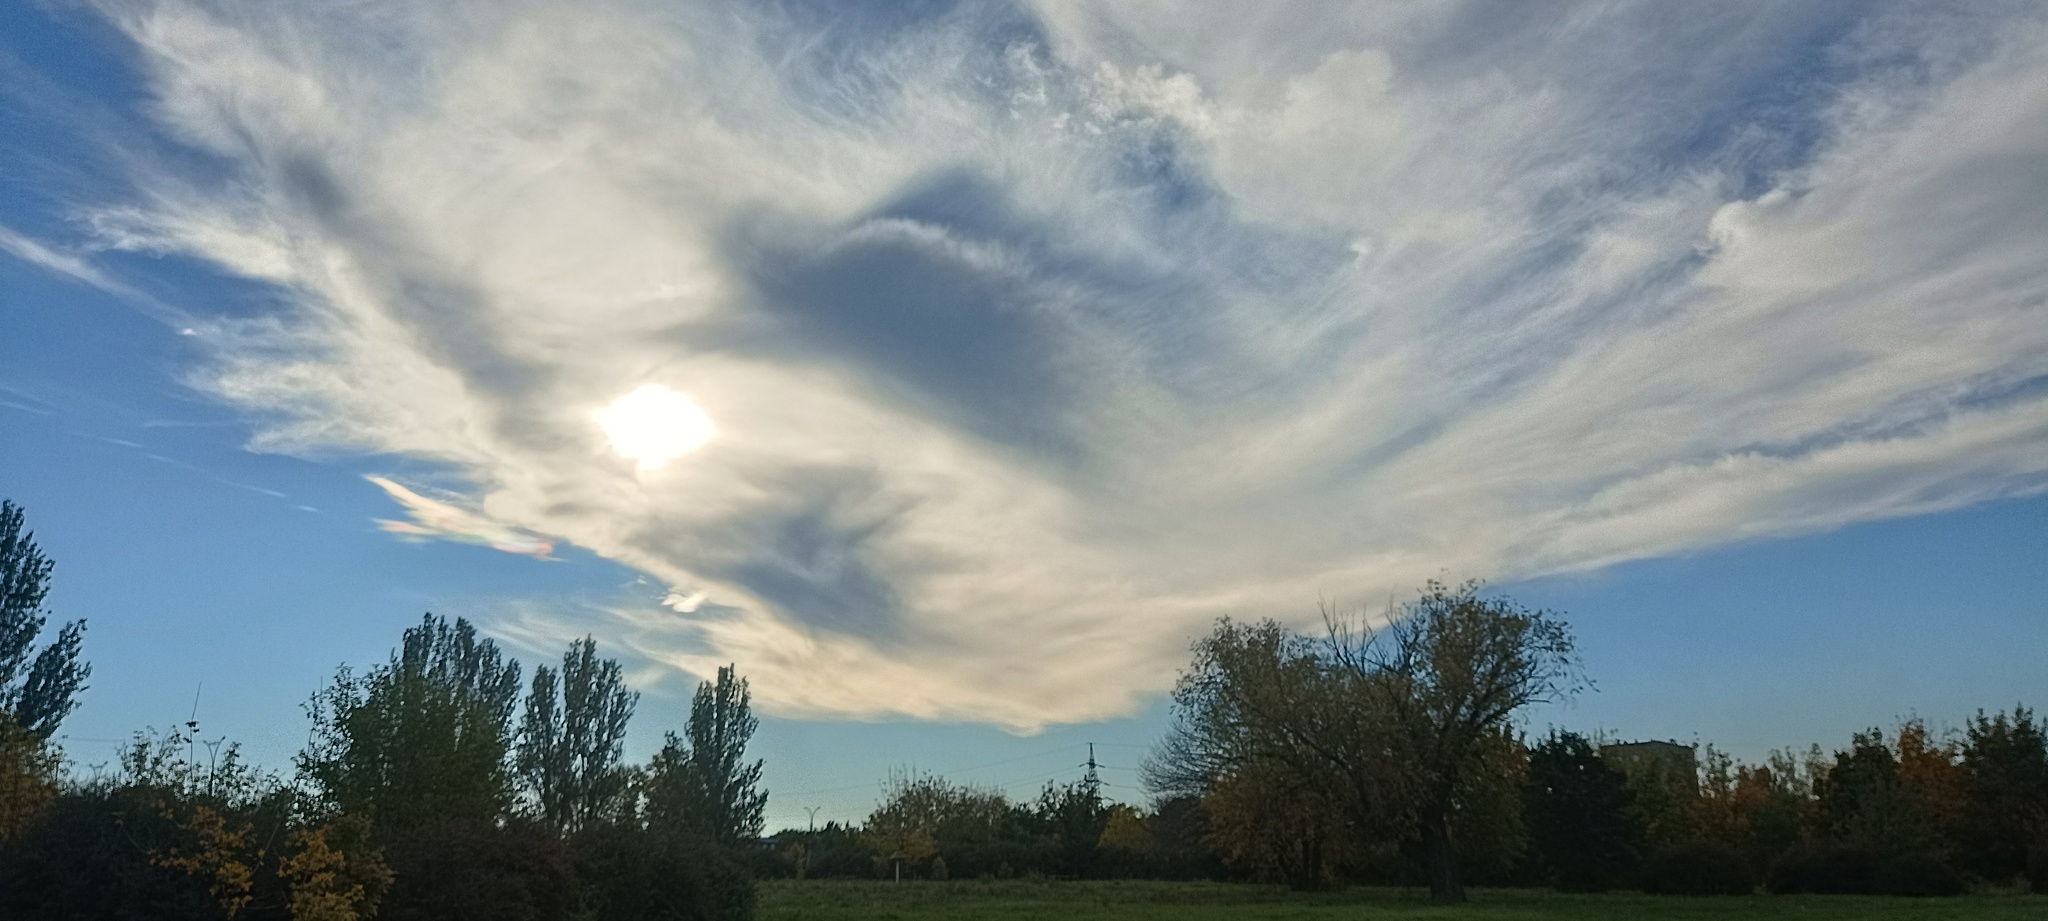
<box><xmin>1143</xmin><ymin>795</ymin><xmax>1225</xmax><ymax>880</ymax></box>
<box><xmin>0</xmin><ymin>724</ymin><xmax>293</xmax><ymax>920</ymax></box>
<box><xmin>298</xmin><ymin>614</ymin><xmax>523</xmax><ymax>825</ymax></box>
<box><xmin>644</xmin><ymin>665</ymin><xmax>767</xmax><ymax>848</ymax></box>
<box><xmin>516</xmin><ymin>636</ymin><xmax>638</xmax><ymax>833</ymax></box>
<box><xmin>278</xmin><ymin>814</ymin><xmax>393</xmax><ymax>921</ymax></box>
<box><xmin>858</xmin><ymin>769</ymin><xmax>1031</xmax><ymax>879</ymax></box>
<box><xmin>1032</xmin><ymin>775</ymin><xmax>1110</xmax><ymax>878</ymax></box>
<box><xmin>1522</xmin><ymin>730</ymin><xmax>1643</xmax><ymax>891</ymax></box>
<box><xmin>1143</xmin><ymin>618</ymin><xmax>1370</xmax><ymax>889</ymax></box>
<box><xmin>0</xmin><ymin>499</ymin><xmax>90</xmax><ymax>739</ymax></box>
<box><xmin>0</xmin><ymin>714</ymin><xmax>60</xmax><ymax>843</ymax></box>
<box><xmin>1096</xmin><ymin>804</ymin><xmax>1153</xmax><ymax>877</ymax></box>
<box><xmin>1149</xmin><ymin>584</ymin><xmax>1579</xmax><ymax>901</ymax></box>
<box><xmin>1816</xmin><ymin>728</ymin><xmax>1942</xmax><ymax>858</ymax></box>
<box><xmin>1957</xmin><ymin>706</ymin><xmax>2048</xmax><ymax>884</ymax></box>
<box><xmin>1325</xmin><ymin>580</ymin><xmax>1582</xmax><ymax>902</ymax></box>
<box><xmin>1198</xmin><ymin>759</ymin><xmax>1350</xmax><ymax>888</ymax></box>
<box><xmin>859</xmin><ymin>770</ymin><xmax>955</xmax><ymax>875</ymax></box>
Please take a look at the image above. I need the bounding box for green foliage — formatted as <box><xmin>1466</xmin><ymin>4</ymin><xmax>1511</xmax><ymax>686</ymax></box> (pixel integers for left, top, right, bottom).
<box><xmin>1958</xmin><ymin>707</ymin><xmax>2048</xmax><ymax>884</ymax></box>
<box><xmin>573</xmin><ymin>821</ymin><xmax>756</xmax><ymax>921</ymax></box>
<box><xmin>298</xmin><ymin>614</ymin><xmax>522</xmax><ymax>826</ymax></box>
<box><xmin>860</xmin><ymin>769</ymin><xmax>1027</xmax><ymax>878</ymax></box>
<box><xmin>1150</xmin><ymin>582</ymin><xmax>1579</xmax><ymax>901</ymax></box>
<box><xmin>0</xmin><ymin>784</ymin><xmax>231</xmax><ymax>918</ymax></box>
<box><xmin>645</xmin><ymin>664</ymin><xmax>767</xmax><ymax>848</ymax></box>
<box><xmin>757</xmin><ymin>879</ymin><xmax>2048</xmax><ymax>921</ymax></box>
<box><xmin>516</xmin><ymin>636</ymin><xmax>638</xmax><ymax>833</ymax></box>
<box><xmin>772</xmin><ymin>821</ymin><xmax>872</xmax><ymax>879</ymax></box>
<box><xmin>1330</xmin><ymin>581</ymin><xmax>1579</xmax><ymax>901</ymax></box>
<box><xmin>0</xmin><ymin>610</ymin><xmax>764</xmax><ymax>921</ymax></box>
<box><xmin>1142</xmin><ymin>795</ymin><xmax>1226</xmax><ymax>881</ymax></box>
<box><xmin>1817</xmin><ymin>729</ymin><xmax>1943</xmax><ymax>858</ymax></box>
<box><xmin>1522</xmin><ymin>731</ymin><xmax>1643</xmax><ymax>891</ymax></box>
<box><xmin>0</xmin><ymin>499</ymin><xmax>90</xmax><ymax>739</ymax></box>
<box><xmin>374</xmin><ymin>818</ymin><xmax>575</xmax><ymax>921</ymax></box>
<box><xmin>1096</xmin><ymin>804</ymin><xmax>1152</xmax><ymax>876</ymax></box>
<box><xmin>1609</xmin><ymin>746</ymin><xmax>1700</xmax><ymax>852</ymax></box>
<box><xmin>279</xmin><ymin>814</ymin><xmax>392</xmax><ymax>921</ymax></box>
<box><xmin>0</xmin><ymin>713</ymin><xmax>60</xmax><ymax>842</ymax></box>
<box><xmin>1145</xmin><ymin>618</ymin><xmax>1356</xmax><ymax>887</ymax></box>
<box><xmin>0</xmin><ymin>725</ymin><xmax>294</xmax><ymax>920</ymax></box>
<box><xmin>1691</xmin><ymin>744</ymin><xmax>1814</xmax><ymax>874</ymax></box>
<box><xmin>1032</xmin><ymin>776</ymin><xmax>1111</xmax><ymax>878</ymax></box>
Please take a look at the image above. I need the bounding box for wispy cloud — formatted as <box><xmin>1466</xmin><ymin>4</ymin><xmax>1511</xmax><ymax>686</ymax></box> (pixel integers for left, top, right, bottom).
<box><xmin>366</xmin><ymin>476</ymin><xmax>555</xmax><ymax>559</ymax></box>
<box><xmin>0</xmin><ymin>223</ymin><xmax>119</xmax><ymax>287</ymax></box>
<box><xmin>0</xmin><ymin>221</ymin><xmax>196</xmax><ymax>329</ymax></box>
<box><xmin>65</xmin><ymin>0</ymin><xmax>2048</xmax><ymax>728</ymax></box>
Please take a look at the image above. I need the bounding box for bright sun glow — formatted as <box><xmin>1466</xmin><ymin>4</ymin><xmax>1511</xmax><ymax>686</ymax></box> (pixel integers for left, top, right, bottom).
<box><xmin>596</xmin><ymin>384</ymin><xmax>715</xmax><ymax>471</ymax></box>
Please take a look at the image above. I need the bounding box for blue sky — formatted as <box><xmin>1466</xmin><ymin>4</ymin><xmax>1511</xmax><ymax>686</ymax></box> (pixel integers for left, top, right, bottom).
<box><xmin>3</xmin><ymin>0</ymin><xmax>2045</xmax><ymax>828</ymax></box>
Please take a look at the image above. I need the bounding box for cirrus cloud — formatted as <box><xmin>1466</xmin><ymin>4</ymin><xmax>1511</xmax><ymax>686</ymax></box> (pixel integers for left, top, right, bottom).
<box><xmin>63</xmin><ymin>0</ymin><xmax>2048</xmax><ymax>729</ymax></box>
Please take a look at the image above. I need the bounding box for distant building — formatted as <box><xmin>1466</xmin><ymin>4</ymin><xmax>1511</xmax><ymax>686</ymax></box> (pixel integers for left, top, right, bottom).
<box><xmin>1599</xmin><ymin>740</ymin><xmax>1698</xmax><ymax>795</ymax></box>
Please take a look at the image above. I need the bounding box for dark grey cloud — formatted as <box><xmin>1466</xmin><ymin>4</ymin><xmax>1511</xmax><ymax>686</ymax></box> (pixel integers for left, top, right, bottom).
<box><xmin>656</xmin><ymin>466</ymin><xmax>913</xmax><ymax>640</ymax></box>
<box><xmin>734</xmin><ymin>175</ymin><xmax>1086</xmax><ymax>461</ymax></box>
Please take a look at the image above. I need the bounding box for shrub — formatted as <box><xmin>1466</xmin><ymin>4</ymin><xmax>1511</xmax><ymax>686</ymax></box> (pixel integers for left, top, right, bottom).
<box><xmin>376</xmin><ymin>818</ymin><xmax>575</xmax><ymax>921</ymax></box>
<box><xmin>1768</xmin><ymin>846</ymin><xmax>1966</xmax><ymax>896</ymax></box>
<box><xmin>2030</xmin><ymin>835</ymin><xmax>2048</xmax><ymax>893</ymax></box>
<box><xmin>1879</xmin><ymin>852</ymin><xmax>1966</xmax><ymax>897</ymax></box>
<box><xmin>0</xmin><ymin>788</ymin><xmax>235</xmax><ymax>919</ymax></box>
<box><xmin>1638</xmin><ymin>841</ymin><xmax>1755</xmax><ymax>895</ymax></box>
<box><xmin>1768</xmin><ymin>846</ymin><xmax>1881</xmax><ymax>894</ymax></box>
<box><xmin>573</xmin><ymin>824</ymin><xmax>754</xmax><ymax>921</ymax></box>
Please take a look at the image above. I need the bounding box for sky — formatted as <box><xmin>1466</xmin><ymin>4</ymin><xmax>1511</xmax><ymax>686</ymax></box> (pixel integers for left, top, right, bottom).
<box><xmin>1</xmin><ymin>0</ymin><xmax>2044</xmax><ymax>829</ymax></box>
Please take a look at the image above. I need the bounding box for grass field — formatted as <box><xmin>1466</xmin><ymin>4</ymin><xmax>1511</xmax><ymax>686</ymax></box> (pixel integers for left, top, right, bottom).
<box><xmin>759</xmin><ymin>879</ymin><xmax>2044</xmax><ymax>920</ymax></box>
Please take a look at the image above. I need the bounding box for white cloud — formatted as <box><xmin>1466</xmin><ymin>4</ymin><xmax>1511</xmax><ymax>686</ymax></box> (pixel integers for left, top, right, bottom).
<box><xmin>76</xmin><ymin>0</ymin><xmax>2048</xmax><ymax>729</ymax></box>
<box><xmin>367</xmin><ymin>476</ymin><xmax>555</xmax><ymax>559</ymax></box>
<box><xmin>0</xmin><ymin>221</ymin><xmax>195</xmax><ymax>327</ymax></box>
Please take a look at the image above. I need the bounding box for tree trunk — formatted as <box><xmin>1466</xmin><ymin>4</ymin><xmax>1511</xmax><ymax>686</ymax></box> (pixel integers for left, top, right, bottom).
<box><xmin>1419</xmin><ymin>804</ymin><xmax>1465</xmax><ymax>903</ymax></box>
<box><xmin>1287</xmin><ymin>825</ymin><xmax>1325</xmax><ymax>890</ymax></box>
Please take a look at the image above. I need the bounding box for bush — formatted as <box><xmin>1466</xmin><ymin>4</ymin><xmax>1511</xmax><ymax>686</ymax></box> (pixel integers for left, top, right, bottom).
<box><xmin>377</xmin><ymin>818</ymin><xmax>576</xmax><ymax>921</ymax></box>
<box><xmin>1768</xmin><ymin>846</ymin><xmax>1965</xmax><ymax>896</ymax></box>
<box><xmin>1879</xmin><ymin>852</ymin><xmax>1966</xmax><ymax>897</ymax></box>
<box><xmin>0</xmin><ymin>788</ymin><xmax>244</xmax><ymax>919</ymax></box>
<box><xmin>2030</xmin><ymin>836</ymin><xmax>2048</xmax><ymax>893</ymax></box>
<box><xmin>1769</xmin><ymin>846</ymin><xmax>1880</xmax><ymax>894</ymax></box>
<box><xmin>1638</xmin><ymin>842</ymin><xmax>1755</xmax><ymax>895</ymax></box>
<box><xmin>573</xmin><ymin>824</ymin><xmax>754</xmax><ymax>921</ymax></box>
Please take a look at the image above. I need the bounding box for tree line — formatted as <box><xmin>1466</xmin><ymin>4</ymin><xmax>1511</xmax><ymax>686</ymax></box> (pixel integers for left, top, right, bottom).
<box><xmin>762</xmin><ymin>582</ymin><xmax>2047</xmax><ymax>902</ymax></box>
<box><xmin>0</xmin><ymin>500</ymin><xmax>767</xmax><ymax>920</ymax></box>
<box><xmin>5</xmin><ymin>497</ymin><xmax>2044</xmax><ymax>913</ymax></box>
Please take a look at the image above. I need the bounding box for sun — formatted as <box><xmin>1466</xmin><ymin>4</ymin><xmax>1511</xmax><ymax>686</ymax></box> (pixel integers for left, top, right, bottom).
<box><xmin>595</xmin><ymin>384</ymin><xmax>715</xmax><ymax>471</ymax></box>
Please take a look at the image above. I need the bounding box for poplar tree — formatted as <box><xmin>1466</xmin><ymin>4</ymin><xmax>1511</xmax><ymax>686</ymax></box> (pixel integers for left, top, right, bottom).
<box><xmin>644</xmin><ymin>665</ymin><xmax>766</xmax><ymax>847</ymax></box>
<box><xmin>516</xmin><ymin>636</ymin><xmax>638</xmax><ymax>832</ymax></box>
<box><xmin>0</xmin><ymin>499</ymin><xmax>90</xmax><ymax>740</ymax></box>
<box><xmin>298</xmin><ymin>614</ymin><xmax>522</xmax><ymax>824</ymax></box>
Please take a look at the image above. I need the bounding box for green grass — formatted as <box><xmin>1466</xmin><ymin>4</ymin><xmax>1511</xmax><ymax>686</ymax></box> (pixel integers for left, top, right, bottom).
<box><xmin>759</xmin><ymin>879</ymin><xmax>2043</xmax><ymax>921</ymax></box>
